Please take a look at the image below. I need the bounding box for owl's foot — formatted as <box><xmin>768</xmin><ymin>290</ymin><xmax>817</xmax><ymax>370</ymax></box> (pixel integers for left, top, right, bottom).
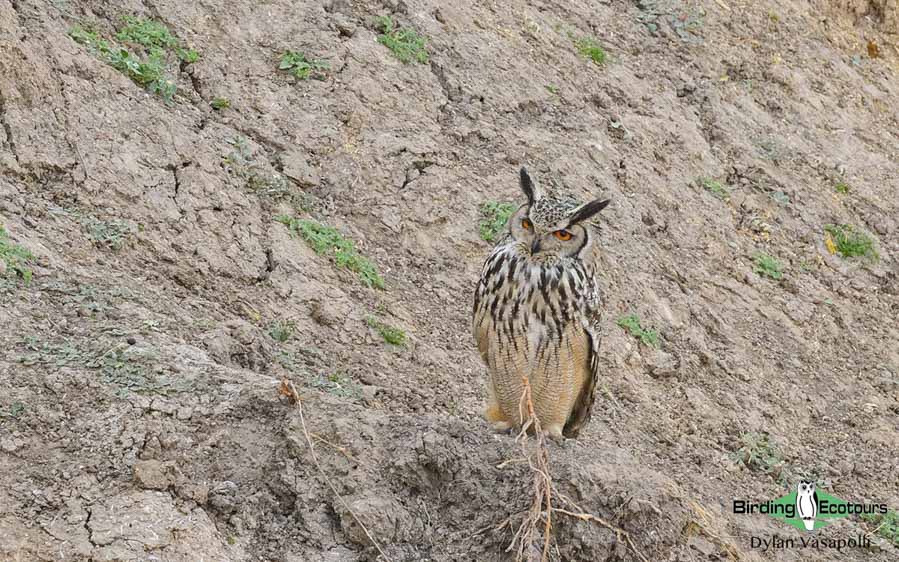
<box><xmin>491</xmin><ymin>420</ymin><xmax>513</xmax><ymax>433</ymax></box>
<box><xmin>543</xmin><ymin>424</ymin><xmax>565</xmax><ymax>442</ymax></box>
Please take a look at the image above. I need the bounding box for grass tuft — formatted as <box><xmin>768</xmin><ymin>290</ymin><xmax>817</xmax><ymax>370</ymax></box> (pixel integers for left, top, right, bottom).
<box><xmin>824</xmin><ymin>224</ymin><xmax>878</xmax><ymax>261</ymax></box>
<box><xmin>0</xmin><ymin>226</ymin><xmax>34</xmax><ymax>284</ymax></box>
<box><xmin>698</xmin><ymin>177</ymin><xmax>729</xmax><ymax>199</ymax></box>
<box><xmin>269</xmin><ymin>319</ymin><xmax>296</xmax><ymax>343</ymax></box>
<box><xmin>732</xmin><ymin>432</ymin><xmax>785</xmax><ymax>476</ymax></box>
<box><xmin>574</xmin><ymin>36</ymin><xmax>607</xmax><ymax>65</ymax></box>
<box><xmin>210</xmin><ymin>97</ymin><xmax>231</xmax><ymax>110</ymax></box>
<box><xmin>479</xmin><ymin>201</ymin><xmax>516</xmax><ymax>242</ymax></box>
<box><xmin>863</xmin><ymin>510</ymin><xmax>899</xmax><ymax>546</ymax></box>
<box><xmin>616</xmin><ymin>314</ymin><xmax>659</xmax><ymax>347</ymax></box>
<box><xmin>277</xmin><ymin>216</ymin><xmax>385</xmax><ymax>289</ymax></box>
<box><xmin>753</xmin><ymin>252</ymin><xmax>783</xmax><ymax>280</ymax></box>
<box><xmin>376</xmin><ymin>16</ymin><xmax>429</xmax><ymax>64</ymax></box>
<box><xmin>366</xmin><ymin>316</ymin><xmax>406</xmax><ymax>346</ymax></box>
<box><xmin>834</xmin><ymin>181</ymin><xmax>850</xmax><ymax>194</ymax></box>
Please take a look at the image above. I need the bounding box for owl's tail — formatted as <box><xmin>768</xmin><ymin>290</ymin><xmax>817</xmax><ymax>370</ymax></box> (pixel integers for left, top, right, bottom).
<box><xmin>802</xmin><ymin>517</ymin><xmax>815</xmax><ymax>531</ymax></box>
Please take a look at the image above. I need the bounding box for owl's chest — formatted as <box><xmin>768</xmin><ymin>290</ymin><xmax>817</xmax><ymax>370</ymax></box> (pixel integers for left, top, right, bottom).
<box><xmin>476</xmin><ymin>251</ymin><xmax>589</xmax><ymax>333</ymax></box>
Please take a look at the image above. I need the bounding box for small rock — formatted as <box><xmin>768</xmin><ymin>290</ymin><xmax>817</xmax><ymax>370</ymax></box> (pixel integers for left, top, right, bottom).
<box><xmin>177</xmin><ymin>482</ymin><xmax>209</xmax><ymax>505</ymax></box>
<box><xmin>311</xmin><ymin>300</ymin><xmax>342</xmax><ymax>327</ymax></box>
<box><xmin>0</xmin><ymin>260</ymin><xmax>7</xmax><ymax>276</ymax></box>
<box><xmin>210</xmin><ymin>481</ymin><xmax>239</xmax><ymax>514</ymax></box>
<box><xmin>176</xmin><ymin>407</ymin><xmax>193</xmax><ymax>420</ymax></box>
<box><xmin>334</xmin><ymin>18</ymin><xmax>356</xmax><ymax>37</ymax></box>
<box><xmin>647</xmin><ymin>350</ymin><xmax>679</xmax><ymax>378</ymax></box>
<box><xmin>133</xmin><ymin>459</ymin><xmax>171</xmax><ymax>490</ymax></box>
<box><xmin>150</xmin><ymin>398</ymin><xmax>177</xmax><ymax>415</ymax></box>
<box><xmin>282</xmin><ymin>149</ymin><xmax>320</xmax><ymax>187</ymax></box>
<box><xmin>361</xmin><ymin>385</ymin><xmax>380</xmax><ymax>402</ymax></box>
<box><xmin>127</xmin><ymin>336</ymin><xmax>137</xmax><ymax>345</ymax></box>
<box><xmin>0</xmin><ymin>437</ymin><xmax>18</xmax><ymax>453</ymax></box>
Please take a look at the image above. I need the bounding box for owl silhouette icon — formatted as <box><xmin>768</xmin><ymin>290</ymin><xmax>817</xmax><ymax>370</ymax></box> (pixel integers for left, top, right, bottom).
<box><xmin>796</xmin><ymin>480</ymin><xmax>819</xmax><ymax>531</ymax></box>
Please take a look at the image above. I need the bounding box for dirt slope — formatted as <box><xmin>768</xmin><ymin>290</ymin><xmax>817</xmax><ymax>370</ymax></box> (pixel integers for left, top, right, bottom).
<box><xmin>1</xmin><ymin>0</ymin><xmax>898</xmax><ymax>560</ymax></box>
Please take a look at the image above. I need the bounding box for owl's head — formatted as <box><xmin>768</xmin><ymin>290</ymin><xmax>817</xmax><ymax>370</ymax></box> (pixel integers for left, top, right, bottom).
<box><xmin>509</xmin><ymin>167</ymin><xmax>610</xmax><ymax>261</ymax></box>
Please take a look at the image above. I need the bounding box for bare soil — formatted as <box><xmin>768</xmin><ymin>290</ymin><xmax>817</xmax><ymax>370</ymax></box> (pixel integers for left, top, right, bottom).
<box><xmin>1</xmin><ymin>0</ymin><xmax>898</xmax><ymax>560</ymax></box>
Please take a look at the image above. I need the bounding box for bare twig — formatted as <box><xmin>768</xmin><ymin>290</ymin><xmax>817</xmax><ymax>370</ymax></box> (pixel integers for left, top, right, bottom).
<box><xmin>279</xmin><ymin>379</ymin><xmax>392</xmax><ymax>562</ymax></box>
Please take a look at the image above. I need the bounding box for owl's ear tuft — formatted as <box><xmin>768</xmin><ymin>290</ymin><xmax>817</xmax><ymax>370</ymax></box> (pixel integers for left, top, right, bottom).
<box><xmin>566</xmin><ymin>198</ymin><xmax>610</xmax><ymax>226</ymax></box>
<box><xmin>519</xmin><ymin>167</ymin><xmax>536</xmax><ymax>205</ymax></box>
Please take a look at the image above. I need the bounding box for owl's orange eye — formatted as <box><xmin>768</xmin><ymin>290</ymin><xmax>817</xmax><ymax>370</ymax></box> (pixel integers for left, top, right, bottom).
<box><xmin>553</xmin><ymin>230</ymin><xmax>573</xmax><ymax>241</ymax></box>
<box><xmin>521</xmin><ymin>218</ymin><xmax>532</xmax><ymax>230</ymax></box>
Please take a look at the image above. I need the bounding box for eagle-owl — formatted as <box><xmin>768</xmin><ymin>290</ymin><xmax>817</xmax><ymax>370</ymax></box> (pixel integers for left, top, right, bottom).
<box><xmin>472</xmin><ymin>168</ymin><xmax>610</xmax><ymax>439</ymax></box>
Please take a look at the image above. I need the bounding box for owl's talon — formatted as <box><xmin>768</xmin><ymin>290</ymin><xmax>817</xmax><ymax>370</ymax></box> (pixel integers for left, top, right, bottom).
<box><xmin>492</xmin><ymin>421</ymin><xmax>513</xmax><ymax>433</ymax></box>
<box><xmin>543</xmin><ymin>425</ymin><xmax>565</xmax><ymax>443</ymax></box>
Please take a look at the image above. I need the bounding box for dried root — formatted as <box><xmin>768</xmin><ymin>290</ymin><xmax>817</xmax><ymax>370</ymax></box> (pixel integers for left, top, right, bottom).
<box><xmin>502</xmin><ymin>379</ymin><xmax>649</xmax><ymax>562</ymax></box>
<box><xmin>279</xmin><ymin>379</ymin><xmax>392</xmax><ymax>562</ymax></box>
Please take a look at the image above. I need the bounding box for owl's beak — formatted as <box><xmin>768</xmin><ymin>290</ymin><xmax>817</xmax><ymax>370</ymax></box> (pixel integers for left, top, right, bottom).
<box><xmin>530</xmin><ymin>239</ymin><xmax>541</xmax><ymax>254</ymax></box>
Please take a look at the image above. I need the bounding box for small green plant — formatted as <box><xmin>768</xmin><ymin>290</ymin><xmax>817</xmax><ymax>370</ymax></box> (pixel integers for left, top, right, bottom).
<box><xmin>210</xmin><ymin>97</ymin><xmax>231</xmax><ymax>110</ymax></box>
<box><xmin>0</xmin><ymin>226</ymin><xmax>34</xmax><ymax>284</ymax></box>
<box><xmin>478</xmin><ymin>201</ymin><xmax>516</xmax><ymax>242</ymax></box>
<box><xmin>269</xmin><ymin>319</ymin><xmax>296</xmax><ymax>343</ymax></box>
<box><xmin>366</xmin><ymin>316</ymin><xmax>406</xmax><ymax>346</ymax></box>
<box><xmin>116</xmin><ymin>16</ymin><xmax>178</xmax><ymax>49</ymax></box>
<box><xmin>0</xmin><ymin>401</ymin><xmax>25</xmax><ymax>419</ymax></box>
<box><xmin>753</xmin><ymin>253</ymin><xmax>784</xmax><ymax>280</ymax></box>
<box><xmin>376</xmin><ymin>16</ymin><xmax>429</xmax><ymax>64</ymax></box>
<box><xmin>18</xmin><ymin>336</ymin><xmax>185</xmax><ymax>396</ymax></box>
<box><xmin>87</xmin><ymin>218</ymin><xmax>131</xmax><ymax>250</ymax></box>
<box><xmin>824</xmin><ymin>224</ymin><xmax>878</xmax><ymax>261</ymax></box>
<box><xmin>279</xmin><ymin>50</ymin><xmax>330</xmax><ymax>80</ymax></box>
<box><xmin>545</xmin><ymin>84</ymin><xmax>559</xmax><ymax>95</ymax></box>
<box><xmin>309</xmin><ymin>371</ymin><xmax>362</xmax><ymax>399</ymax></box>
<box><xmin>574</xmin><ymin>36</ymin><xmax>607</xmax><ymax>65</ymax></box>
<box><xmin>277</xmin><ymin>217</ymin><xmax>385</xmax><ymax>289</ymax></box>
<box><xmin>834</xmin><ymin>181</ymin><xmax>850</xmax><ymax>194</ymax></box>
<box><xmin>69</xmin><ymin>18</ymin><xmax>197</xmax><ymax>101</ymax></box>
<box><xmin>732</xmin><ymin>432</ymin><xmax>785</xmax><ymax>475</ymax></box>
<box><xmin>698</xmin><ymin>177</ymin><xmax>729</xmax><ymax>199</ymax></box>
<box><xmin>863</xmin><ymin>510</ymin><xmax>899</xmax><ymax>546</ymax></box>
<box><xmin>616</xmin><ymin>314</ymin><xmax>659</xmax><ymax>347</ymax></box>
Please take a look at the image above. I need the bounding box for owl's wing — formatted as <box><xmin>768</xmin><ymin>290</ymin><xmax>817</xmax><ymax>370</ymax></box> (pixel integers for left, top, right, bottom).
<box><xmin>562</xmin><ymin>277</ymin><xmax>602</xmax><ymax>438</ymax></box>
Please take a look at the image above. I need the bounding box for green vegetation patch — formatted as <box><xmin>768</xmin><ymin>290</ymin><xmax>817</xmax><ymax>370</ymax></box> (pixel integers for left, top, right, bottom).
<box><xmin>834</xmin><ymin>181</ymin><xmax>850</xmax><ymax>194</ymax></box>
<box><xmin>698</xmin><ymin>177</ymin><xmax>729</xmax><ymax>199</ymax></box>
<box><xmin>269</xmin><ymin>319</ymin><xmax>296</xmax><ymax>343</ymax></box>
<box><xmin>0</xmin><ymin>226</ymin><xmax>34</xmax><ymax>284</ymax></box>
<box><xmin>616</xmin><ymin>314</ymin><xmax>659</xmax><ymax>347</ymax></box>
<box><xmin>732</xmin><ymin>432</ymin><xmax>786</xmax><ymax>475</ymax></box>
<box><xmin>824</xmin><ymin>224</ymin><xmax>878</xmax><ymax>261</ymax></box>
<box><xmin>376</xmin><ymin>16</ymin><xmax>429</xmax><ymax>64</ymax></box>
<box><xmin>279</xmin><ymin>50</ymin><xmax>330</xmax><ymax>80</ymax></box>
<box><xmin>478</xmin><ymin>201</ymin><xmax>516</xmax><ymax>242</ymax></box>
<box><xmin>87</xmin><ymin>218</ymin><xmax>131</xmax><ymax>251</ymax></box>
<box><xmin>308</xmin><ymin>371</ymin><xmax>362</xmax><ymax>399</ymax></box>
<box><xmin>366</xmin><ymin>316</ymin><xmax>406</xmax><ymax>346</ymax></box>
<box><xmin>69</xmin><ymin>17</ymin><xmax>198</xmax><ymax>101</ymax></box>
<box><xmin>753</xmin><ymin>252</ymin><xmax>783</xmax><ymax>280</ymax></box>
<box><xmin>277</xmin><ymin>216</ymin><xmax>385</xmax><ymax>289</ymax></box>
<box><xmin>210</xmin><ymin>97</ymin><xmax>231</xmax><ymax>110</ymax></box>
<box><xmin>863</xmin><ymin>510</ymin><xmax>899</xmax><ymax>546</ymax></box>
<box><xmin>574</xmin><ymin>36</ymin><xmax>607</xmax><ymax>65</ymax></box>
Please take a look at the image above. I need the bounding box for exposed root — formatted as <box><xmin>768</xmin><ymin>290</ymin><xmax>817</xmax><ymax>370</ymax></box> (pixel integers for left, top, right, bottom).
<box><xmin>501</xmin><ymin>378</ymin><xmax>649</xmax><ymax>562</ymax></box>
<box><xmin>278</xmin><ymin>378</ymin><xmax>392</xmax><ymax>562</ymax></box>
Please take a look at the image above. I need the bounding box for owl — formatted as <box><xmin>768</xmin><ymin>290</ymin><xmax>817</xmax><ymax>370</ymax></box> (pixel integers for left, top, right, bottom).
<box><xmin>472</xmin><ymin>168</ymin><xmax>610</xmax><ymax>440</ymax></box>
